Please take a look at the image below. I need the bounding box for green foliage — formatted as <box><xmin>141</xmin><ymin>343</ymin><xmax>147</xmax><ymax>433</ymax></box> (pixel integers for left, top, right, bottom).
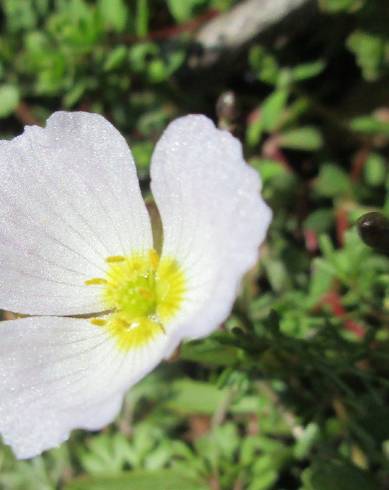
<box><xmin>1</xmin><ymin>0</ymin><xmax>389</xmax><ymax>489</ymax></box>
<box><xmin>320</xmin><ymin>0</ymin><xmax>389</xmax><ymax>81</ymax></box>
<box><xmin>278</xmin><ymin>127</ymin><xmax>323</xmax><ymax>151</ymax></box>
<box><xmin>303</xmin><ymin>459</ymin><xmax>378</xmax><ymax>490</ymax></box>
<box><xmin>319</xmin><ymin>0</ymin><xmax>364</xmax><ymax>13</ymax></box>
<box><xmin>98</xmin><ymin>0</ymin><xmax>128</xmax><ymax>33</ymax></box>
<box><xmin>167</xmin><ymin>0</ymin><xmax>208</xmax><ymax>22</ymax></box>
<box><xmin>350</xmin><ymin>114</ymin><xmax>389</xmax><ymax>135</ymax></box>
<box><xmin>347</xmin><ymin>30</ymin><xmax>387</xmax><ymax>81</ymax></box>
<box><xmin>0</xmin><ymin>84</ymin><xmax>19</xmax><ymax>117</ymax></box>
<box><xmin>66</xmin><ymin>470</ymin><xmax>208</xmax><ymax>490</ymax></box>
<box><xmin>315</xmin><ymin>164</ymin><xmax>351</xmax><ymax>198</ymax></box>
<box><xmin>364</xmin><ymin>153</ymin><xmax>387</xmax><ymax>187</ymax></box>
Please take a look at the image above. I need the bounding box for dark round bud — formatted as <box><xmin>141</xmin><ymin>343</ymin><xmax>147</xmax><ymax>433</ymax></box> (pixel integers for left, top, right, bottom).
<box><xmin>357</xmin><ymin>211</ymin><xmax>389</xmax><ymax>253</ymax></box>
<box><xmin>216</xmin><ymin>91</ymin><xmax>239</xmax><ymax>125</ymax></box>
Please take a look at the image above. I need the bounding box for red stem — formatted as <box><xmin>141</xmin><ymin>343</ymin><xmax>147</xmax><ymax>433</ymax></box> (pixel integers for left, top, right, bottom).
<box><xmin>336</xmin><ymin>207</ymin><xmax>348</xmax><ymax>247</ymax></box>
<box><xmin>322</xmin><ymin>292</ymin><xmax>365</xmax><ymax>338</ymax></box>
<box><xmin>121</xmin><ymin>9</ymin><xmax>219</xmax><ymax>43</ymax></box>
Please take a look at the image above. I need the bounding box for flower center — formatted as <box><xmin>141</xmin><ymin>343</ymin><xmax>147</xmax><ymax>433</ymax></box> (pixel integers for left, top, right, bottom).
<box><xmin>86</xmin><ymin>249</ymin><xmax>185</xmax><ymax>351</ymax></box>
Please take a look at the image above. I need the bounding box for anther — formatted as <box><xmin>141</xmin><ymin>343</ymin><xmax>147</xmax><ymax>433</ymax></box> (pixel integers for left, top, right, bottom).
<box><xmin>84</xmin><ymin>278</ymin><xmax>107</xmax><ymax>286</ymax></box>
<box><xmin>149</xmin><ymin>249</ymin><xmax>159</xmax><ymax>270</ymax></box>
<box><xmin>106</xmin><ymin>255</ymin><xmax>125</xmax><ymax>263</ymax></box>
<box><xmin>90</xmin><ymin>318</ymin><xmax>107</xmax><ymax>327</ymax></box>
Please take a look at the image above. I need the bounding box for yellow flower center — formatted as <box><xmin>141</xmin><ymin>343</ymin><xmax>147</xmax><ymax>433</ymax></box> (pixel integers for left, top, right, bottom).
<box><xmin>86</xmin><ymin>250</ymin><xmax>185</xmax><ymax>351</ymax></box>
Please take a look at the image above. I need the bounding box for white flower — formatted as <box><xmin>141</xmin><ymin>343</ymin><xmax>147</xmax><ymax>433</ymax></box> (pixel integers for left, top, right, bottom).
<box><xmin>0</xmin><ymin>112</ymin><xmax>271</xmax><ymax>459</ymax></box>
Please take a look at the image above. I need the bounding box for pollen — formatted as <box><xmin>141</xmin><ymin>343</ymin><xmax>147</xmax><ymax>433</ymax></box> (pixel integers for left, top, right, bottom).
<box><xmin>87</xmin><ymin>249</ymin><xmax>185</xmax><ymax>351</ymax></box>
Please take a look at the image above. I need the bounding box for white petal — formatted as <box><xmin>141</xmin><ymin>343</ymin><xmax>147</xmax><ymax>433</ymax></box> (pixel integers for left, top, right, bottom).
<box><xmin>0</xmin><ymin>316</ymin><xmax>168</xmax><ymax>459</ymax></box>
<box><xmin>0</xmin><ymin>112</ymin><xmax>152</xmax><ymax>315</ymax></box>
<box><xmin>151</xmin><ymin>115</ymin><xmax>271</xmax><ymax>350</ymax></box>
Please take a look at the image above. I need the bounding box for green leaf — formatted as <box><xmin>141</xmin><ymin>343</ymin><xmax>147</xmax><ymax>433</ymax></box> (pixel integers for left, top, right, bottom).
<box><xmin>364</xmin><ymin>152</ymin><xmax>387</xmax><ymax>186</ymax></box>
<box><xmin>251</xmin><ymin>159</ymin><xmax>289</xmax><ymax>184</ymax></box>
<box><xmin>79</xmin><ymin>434</ymin><xmax>129</xmax><ymax>476</ymax></box>
<box><xmin>347</xmin><ymin>30</ymin><xmax>386</xmax><ymax>81</ymax></box>
<box><xmin>350</xmin><ymin>115</ymin><xmax>389</xmax><ymax>135</ymax></box>
<box><xmin>315</xmin><ymin>164</ymin><xmax>351</xmax><ymax>198</ymax></box>
<box><xmin>307</xmin><ymin>252</ymin><xmax>335</xmax><ymax>301</ymax></box>
<box><xmin>265</xmin><ymin>258</ymin><xmax>291</xmax><ymax>293</ymax></box>
<box><xmin>247</xmin><ymin>90</ymin><xmax>288</xmax><ymax>147</ymax></box>
<box><xmin>279</xmin><ymin>126</ymin><xmax>323</xmax><ymax>151</ymax></box>
<box><xmin>148</xmin><ymin>50</ymin><xmax>185</xmax><ymax>83</ymax></box>
<box><xmin>166</xmin><ymin>378</ymin><xmax>227</xmax><ymax>415</ymax></box>
<box><xmin>166</xmin><ymin>0</ymin><xmax>207</xmax><ymax>22</ymax></box>
<box><xmin>65</xmin><ymin>470</ymin><xmax>208</xmax><ymax>490</ymax></box>
<box><xmin>103</xmin><ymin>45</ymin><xmax>128</xmax><ymax>71</ymax></box>
<box><xmin>249</xmin><ymin>468</ymin><xmax>278</xmax><ymax>490</ymax></box>
<box><xmin>98</xmin><ymin>0</ymin><xmax>128</xmax><ymax>32</ymax></box>
<box><xmin>304</xmin><ymin>209</ymin><xmax>334</xmax><ymax>233</ymax></box>
<box><xmin>135</xmin><ymin>0</ymin><xmax>149</xmax><ymax>37</ymax></box>
<box><xmin>180</xmin><ymin>340</ymin><xmax>242</xmax><ymax>366</ymax></box>
<box><xmin>246</xmin><ymin>111</ymin><xmax>264</xmax><ymax>147</ymax></box>
<box><xmin>291</xmin><ymin>60</ymin><xmax>326</xmax><ymax>81</ymax></box>
<box><xmin>303</xmin><ymin>460</ymin><xmax>378</xmax><ymax>490</ymax></box>
<box><xmin>249</xmin><ymin>45</ymin><xmax>280</xmax><ymax>85</ymax></box>
<box><xmin>0</xmin><ymin>84</ymin><xmax>19</xmax><ymax>117</ymax></box>
<box><xmin>293</xmin><ymin>423</ymin><xmax>320</xmax><ymax>460</ymax></box>
<box><xmin>129</xmin><ymin>42</ymin><xmax>158</xmax><ymax>72</ymax></box>
<box><xmin>3</xmin><ymin>0</ymin><xmax>38</xmax><ymax>32</ymax></box>
<box><xmin>261</xmin><ymin>89</ymin><xmax>288</xmax><ymax>132</ymax></box>
<box><xmin>63</xmin><ymin>81</ymin><xmax>86</xmax><ymax>107</ymax></box>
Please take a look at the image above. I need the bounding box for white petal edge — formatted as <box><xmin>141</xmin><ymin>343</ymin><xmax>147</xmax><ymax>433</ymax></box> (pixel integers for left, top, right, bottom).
<box><xmin>151</xmin><ymin>115</ymin><xmax>272</xmax><ymax>353</ymax></box>
<box><xmin>0</xmin><ymin>111</ymin><xmax>152</xmax><ymax>316</ymax></box>
<box><xmin>0</xmin><ymin>316</ymin><xmax>169</xmax><ymax>459</ymax></box>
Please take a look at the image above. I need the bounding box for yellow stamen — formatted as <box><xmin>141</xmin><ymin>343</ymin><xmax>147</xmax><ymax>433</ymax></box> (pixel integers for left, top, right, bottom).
<box><xmin>90</xmin><ymin>318</ymin><xmax>107</xmax><ymax>327</ymax></box>
<box><xmin>85</xmin><ymin>249</ymin><xmax>185</xmax><ymax>351</ymax></box>
<box><xmin>106</xmin><ymin>255</ymin><xmax>125</xmax><ymax>263</ymax></box>
<box><xmin>84</xmin><ymin>278</ymin><xmax>107</xmax><ymax>286</ymax></box>
<box><xmin>149</xmin><ymin>249</ymin><xmax>159</xmax><ymax>270</ymax></box>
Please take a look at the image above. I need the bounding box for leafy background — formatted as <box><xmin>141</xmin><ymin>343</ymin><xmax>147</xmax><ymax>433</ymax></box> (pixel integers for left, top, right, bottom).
<box><xmin>0</xmin><ymin>0</ymin><xmax>389</xmax><ymax>489</ymax></box>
